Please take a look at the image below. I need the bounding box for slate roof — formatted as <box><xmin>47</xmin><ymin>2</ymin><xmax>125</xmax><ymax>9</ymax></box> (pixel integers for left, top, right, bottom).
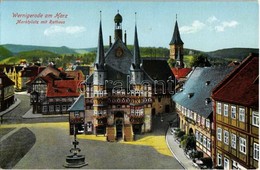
<box><xmin>68</xmin><ymin>94</ymin><xmax>85</xmax><ymax>111</ymax></box>
<box><xmin>169</xmin><ymin>21</ymin><xmax>184</xmax><ymax>45</ymax></box>
<box><xmin>142</xmin><ymin>59</ymin><xmax>175</xmax><ymax>82</ymax></box>
<box><xmin>212</xmin><ymin>53</ymin><xmax>259</xmax><ymax>108</ymax></box>
<box><xmin>172</xmin><ymin>66</ymin><xmax>234</xmax><ymax>118</ymax></box>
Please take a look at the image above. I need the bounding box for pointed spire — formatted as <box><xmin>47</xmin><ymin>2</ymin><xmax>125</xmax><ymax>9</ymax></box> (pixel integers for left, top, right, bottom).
<box><xmin>95</xmin><ymin>11</ymin><xmax>105</xmax><ymax>69</ymax></box>
<box><xmin>133</xmin><ymin>13</ymin><xmax>141</xmax><ymax>69</ymax></box>
<box><xmin>169</xmin><ymin>14</ymin><xmax>184</xmax><ymax>45</ymax></box>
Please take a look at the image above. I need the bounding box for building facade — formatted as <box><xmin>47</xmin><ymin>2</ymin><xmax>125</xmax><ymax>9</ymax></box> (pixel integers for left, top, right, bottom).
<box><xmin>173</xmin><ymin>66</ymin><xmax>234</xmax><ymax>158</ymax></box>
<box><xmin>0</xmin><ymin>72</ymin><xmax>15</xmax><ymax>111</ymax></box>
<box><xmin>30</xmin><ymin>65</ymin><xmax>84</xmax><ymax>114</ymax></box>
<box><xmin>212</xmin><ymin>53</ymin><xmax>259</xmax><ymax>169</ymax></box>
<box><xmin>69</xmin><ymin>12</ymin><xmax>175</xmax><ymax>141</ymax></box>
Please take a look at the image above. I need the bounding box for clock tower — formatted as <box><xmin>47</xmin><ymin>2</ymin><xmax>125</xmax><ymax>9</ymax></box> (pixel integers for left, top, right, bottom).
<box><xmin>169</xmin><ymin>15</ymin><xmax>184</xmax><ymax>68</ymax></box>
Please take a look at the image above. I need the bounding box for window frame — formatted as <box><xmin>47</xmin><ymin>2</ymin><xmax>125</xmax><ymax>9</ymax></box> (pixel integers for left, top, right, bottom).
<box><xmin>217</xmin><ymin>153</ymin><xmax>222</xmax><ymax>166</ymax></box>
<box><xmin>231</xmin><ymin>106</ymin><xmax>236</xmax><ymax>119</ymax></box>
<box><xmin>239</xmin><ymin>108</ymin><xmax>245</xmax><ymax>122</ymax></box>
<box><xmin>217</xmin><ymin>127</ymin><xmax>222</xmax><ymax>141</ymax></box>
<box><xmin>253</xmin><ymin>143</ymin><xmax>259</xmax><ymax>161</ymax></box>
<box><xmin>217</xmin><ymin>102</ymin><xmax>222</xmax><ymax>114</ymax></box>
<box><xmin>252</xmin><ymin>111</ymin><xmax>259</xmax><ymax>127</ymax></box>
<box><xmin>224</xmin><ymin>104</ymin><xmax>228</xmax><ymax>117</ymax></box>
<box><xmin>231</xmin><ymin>133</ymin><xmax>236</xmax><ymax>149</ymax></box>
<box><xmin>239</xmin><ymin>137</ymin><xmax>246</xmax><ymax>154</ymax></box>
<box><xmin>224</xmin><ymin>157</ymin><xmax>229</xmax><ymax>170</ymax></box>
<box><xmin>224</xmin><ymin>130</ymin><xmax>229</xmax><ymax>145</ymax></box>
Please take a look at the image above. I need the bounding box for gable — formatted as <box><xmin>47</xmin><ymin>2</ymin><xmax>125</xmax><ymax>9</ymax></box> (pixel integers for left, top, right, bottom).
<box><xmin>105</xmin><ymin>39</ymin><xmax>133</xmax><ymax>74</ymax></box>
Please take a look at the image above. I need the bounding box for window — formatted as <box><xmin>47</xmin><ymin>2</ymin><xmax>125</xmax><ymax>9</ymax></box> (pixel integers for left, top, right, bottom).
<box><xmin>62</xmin><ymin>105</ymin><xmax>67</xmax><ymax>111</ymax></box>
<box><xmin>217</xmin><ymin>153</ymin><xmax>222</xmax><ymax>166</ymax></box>
<box><xmin>206</xmin><ymin>119</ymin><xmax>210</xmax><ymax>128</ymax></box>
<box><xmin>239</xmin><ymin>137</ymin><xmax>246</xmax><ymax>154</ymax></box>
<box><xmin>49</xmin><ymin>105</ymin><xmax>54</xmax><ymax>112</ymax></box>
<box><xmin>200</xmin><ymin>133</ymin><xmax>203</xmax><ymax>144</ymax></box>
<box><xmin>217</xmin><ymin>102</ymin><xmax>222</xmax><ymax>114</ymax></box>
<box><xmin>42</xmin><ymin>106</ymin><xmax>47</xmax><ymax>113</ymax></box>
<box><xmin>207</xmin><ymin>139</ymin><xmax>211</xmax><ymax>150</ymax></box>
<box><xmin>239</xmin><ymin>108</ymin><xmax>245</xmax><ymax>122</ymax></box>
<box><xmin>224</xmin><ymin>157</ymin><xmax>229</xmax><ymax>170</ymax></box>
<box><xmin>254</xmin><ymin>143</ymin><xmax>259</xmax><ymax>161</ymax></box>
<box><xmin>231</xmin><ymin>133</ymin><xmax>236</xmax><ymax>149</ymax></box>
<box><xmin>217</xmin><ymin>128</ymin><xmax>222</xmax><ymax>141</ymax></box>
<box><xmin>203</xmin><ymin>136</ymin><xmax>207</xmax><ymax>147</ymax></box>
<box><xmin>224</xmin><ymin>104</ymin><xmax>228</xmax><ymax>117</ymax></box>
<box><xmin>252</xmin><ymin>111</ymin><xmax>259</xmax><ymax>127</ymax></box>
<box><xmin>55</xmin><ymin>105</ymin><xmax>60</xmax><ymax>112</ymax></box>
<box><xmin>224</xmin><ymin>130</ymin><xmax>229</xmax><ymax>145</ymax></box>
<box><xmin>197</xmin><ymin>115</ymin><xmax>201</xmax><ymax>124</ymax></box>
<box><xmin>231</xmin><ymin>106</ymin><xmax>236</xmax><ymax>119</ymax></box>
<box><xmin>195</xmin><ymin>131</ymin><xmax>199</xmax><ymax>141</ymax></box>
<box><xmin>201</xmin><ymin>117</ymin><xmax>205</xmax><ymax>126</ymax></box>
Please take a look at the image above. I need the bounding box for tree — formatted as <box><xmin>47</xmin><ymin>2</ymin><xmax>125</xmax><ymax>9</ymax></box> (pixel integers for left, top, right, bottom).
<box><xmin>181</xmin><ymin>134</ymin><xmax>196</xmax><ymax>150</ymax></box>
<box><xmin>167</xmin><ymin>58</ymin><xmax>176</xmax><ymax>68</ymax></box>
<box><xmin>190</xmin><ymin>53</ymin><xmax>211</xmax><ymax>67</ymax></box>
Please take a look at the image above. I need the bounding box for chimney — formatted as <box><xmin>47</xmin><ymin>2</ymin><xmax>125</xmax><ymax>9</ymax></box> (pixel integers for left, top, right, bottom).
<box><xmin>124</xmin><ymin>30</ymin><xmax>127</xmax><ymax>46</ymax></box>
<box><xmin>109</xmin><ymin>35</ymin><xmax>112</xmax><ymax>47</ymax></box>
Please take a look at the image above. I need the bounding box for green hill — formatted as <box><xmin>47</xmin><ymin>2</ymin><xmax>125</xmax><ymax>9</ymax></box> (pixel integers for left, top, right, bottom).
<box><xmin>2</xmin><ymin>44</ymin><xmax>77</xmax><ymax>55</ymax></box>
<box><xmin>205</xmin><ymin>48</ymin><xmax>258</xmax><ymax>60</ymax></box>
<box><xmin>0</xmin><ymin>50</ymin><xmax>61</xmax><ymax>65</ymax></box>
<box><xmin>0</xmin><ymin>46</ymin><xmax>13</xmax><ymax>60</ymax></box>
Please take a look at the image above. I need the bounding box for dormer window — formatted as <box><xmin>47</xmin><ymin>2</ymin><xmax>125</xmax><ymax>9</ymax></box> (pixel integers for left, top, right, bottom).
<box><xmin>205</xmin><ymin>98</ymin><xmax>211</xmax><ymax>105</ymax></box>
<box><xmin>188</xmin><ymin>93</ymin><xmax>194</xmax><ymax>98</ymax></box>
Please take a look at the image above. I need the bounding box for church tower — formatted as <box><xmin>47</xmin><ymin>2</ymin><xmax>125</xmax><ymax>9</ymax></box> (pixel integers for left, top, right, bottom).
<box><xmin>169</xmin><ymin>15</ymin><xmax>184</xmax><ymax>68</ymax></box>
<box><xmin>114</xmin><ymin>11</ymin><xmax>123</xmax><ymax>41</ymax></box>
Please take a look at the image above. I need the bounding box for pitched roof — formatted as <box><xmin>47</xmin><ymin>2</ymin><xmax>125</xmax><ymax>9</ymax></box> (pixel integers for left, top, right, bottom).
<box><xmin>0</xmin><ymin>72</ymin><xmax>15</xmax><ymax>87</ymax></box>
<box><xmin>46</xmin><ymin>80</ymin><xmax>81</xmax><ymax>97</ymax></box>
<box><xmin>65</xmin><ymin>70</ymin><xmax>85</xmax><ymax>80</ymax></box>
<box><xmin>142</xmin><ymin>58</ymin><xmax>175</xmax><ymax>82</ymax></box>
<box><xmin>172</xmin><ymin>68</ymin><xmax>192</xmax><ymax>80</ymax></box>
<box><xmin>212</xmin><ymin>53</ymin><xmax>259</xmax><ymax>108</ymax></box>
<box><xmin>172</xmin><ymin>66</ymin><xmax>234</xmax><ymax>118</ymax></box>
<box><xmin>68</xmin><ymin>94</ymin><xmax>85</xmax><ymax>111</ymax></box>
<box><xmin>169</xmin><ymin>21</ymin><xmax>184</xmax><ymax>45</ymax></box>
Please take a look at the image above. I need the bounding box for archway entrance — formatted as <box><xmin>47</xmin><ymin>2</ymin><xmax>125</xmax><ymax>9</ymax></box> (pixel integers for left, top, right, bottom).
<box><xmin>114</xmin><ymin>111</ymin><xmax>124</xmax><ymax>140</ymax></box>
<box><xmin>189</xmin><ymin>128</ymin><xmax>194</xmax><ymax>135</ymax></box>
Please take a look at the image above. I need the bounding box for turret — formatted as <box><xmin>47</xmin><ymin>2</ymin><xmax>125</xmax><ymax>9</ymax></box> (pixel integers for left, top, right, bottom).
<box><xmin>169</xmin><ymin>14</ymin><xmax>184</xmax><ymax>61</ymax></box>
<box><xmin>93</xmin><ymin>12</ymin><xmax>106</xmax><ymax>85</ymax></box>
<box><xmin>130</xmin><ymin>20</ymin><xmax>143</xmax><ymax>85</ymax></box>
<box><xmin>114</xmin><ymin>11</ymin><xmax>123</xmax><ymax>41</ymax></box>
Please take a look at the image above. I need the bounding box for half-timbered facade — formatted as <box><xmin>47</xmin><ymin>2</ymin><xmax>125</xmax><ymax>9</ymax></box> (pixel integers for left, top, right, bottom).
<box><xmin>212</xmin><ymin>53</ymin><xmax>259</xmax><ymax>169</ymax></box>
<box><xmin>173</xmin><ymin>66</ymin><xmax>234</xmax><ymax>158</ymax></box>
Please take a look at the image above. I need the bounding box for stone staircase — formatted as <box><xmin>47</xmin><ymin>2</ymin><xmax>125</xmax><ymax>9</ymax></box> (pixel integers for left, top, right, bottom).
<box><xmin>106</xmin><ymin>126</ymin><xmax>116</xmax><ymax>142</ymax></box>
<box><xmin>124</xmin><ymin>125</ymin><xmax>134</xmax><ymax>142</ymax></box>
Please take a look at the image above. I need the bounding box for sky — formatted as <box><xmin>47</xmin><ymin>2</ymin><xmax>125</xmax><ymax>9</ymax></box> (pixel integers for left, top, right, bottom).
<box><xmin>0</xmin><ymin>1</ymin><xmax>259</xmax><ymax>52</ymax></box>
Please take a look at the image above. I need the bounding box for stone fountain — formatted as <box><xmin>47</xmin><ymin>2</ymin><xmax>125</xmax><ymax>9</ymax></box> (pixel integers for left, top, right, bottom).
<box><xmin>64</xmin><ymin>125</ymin><xmax>88</xmax><ymax>168</ymax></box>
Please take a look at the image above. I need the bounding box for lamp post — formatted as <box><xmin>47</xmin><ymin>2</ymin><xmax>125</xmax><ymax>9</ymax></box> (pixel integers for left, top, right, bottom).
<box><xmin>64</xmin><ymin>124</ymin><xmax>88</xmax><ymax>168</ymax></box>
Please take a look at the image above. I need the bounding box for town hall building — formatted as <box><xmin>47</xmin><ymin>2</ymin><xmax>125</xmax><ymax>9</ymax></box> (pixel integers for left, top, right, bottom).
<box><xmin>68</xmin><ymin>12</ymin><xmax>176</xmax><ymax>141</ymax></box>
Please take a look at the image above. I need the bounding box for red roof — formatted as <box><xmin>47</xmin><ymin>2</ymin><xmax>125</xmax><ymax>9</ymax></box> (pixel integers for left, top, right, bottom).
<box><xmin>46</xmin><ymin>80</ymin><xmax>82</xmax><ymax>97</ymax></box>
<box><xmin>171</xmin><ymin>67</ymin><xmax>192</xmax><ymax>80</ymax></box>
<box><xmin>212</xmin><ymin>53</ymin><xmax>259</xmax><ymax>108</ymax></box>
